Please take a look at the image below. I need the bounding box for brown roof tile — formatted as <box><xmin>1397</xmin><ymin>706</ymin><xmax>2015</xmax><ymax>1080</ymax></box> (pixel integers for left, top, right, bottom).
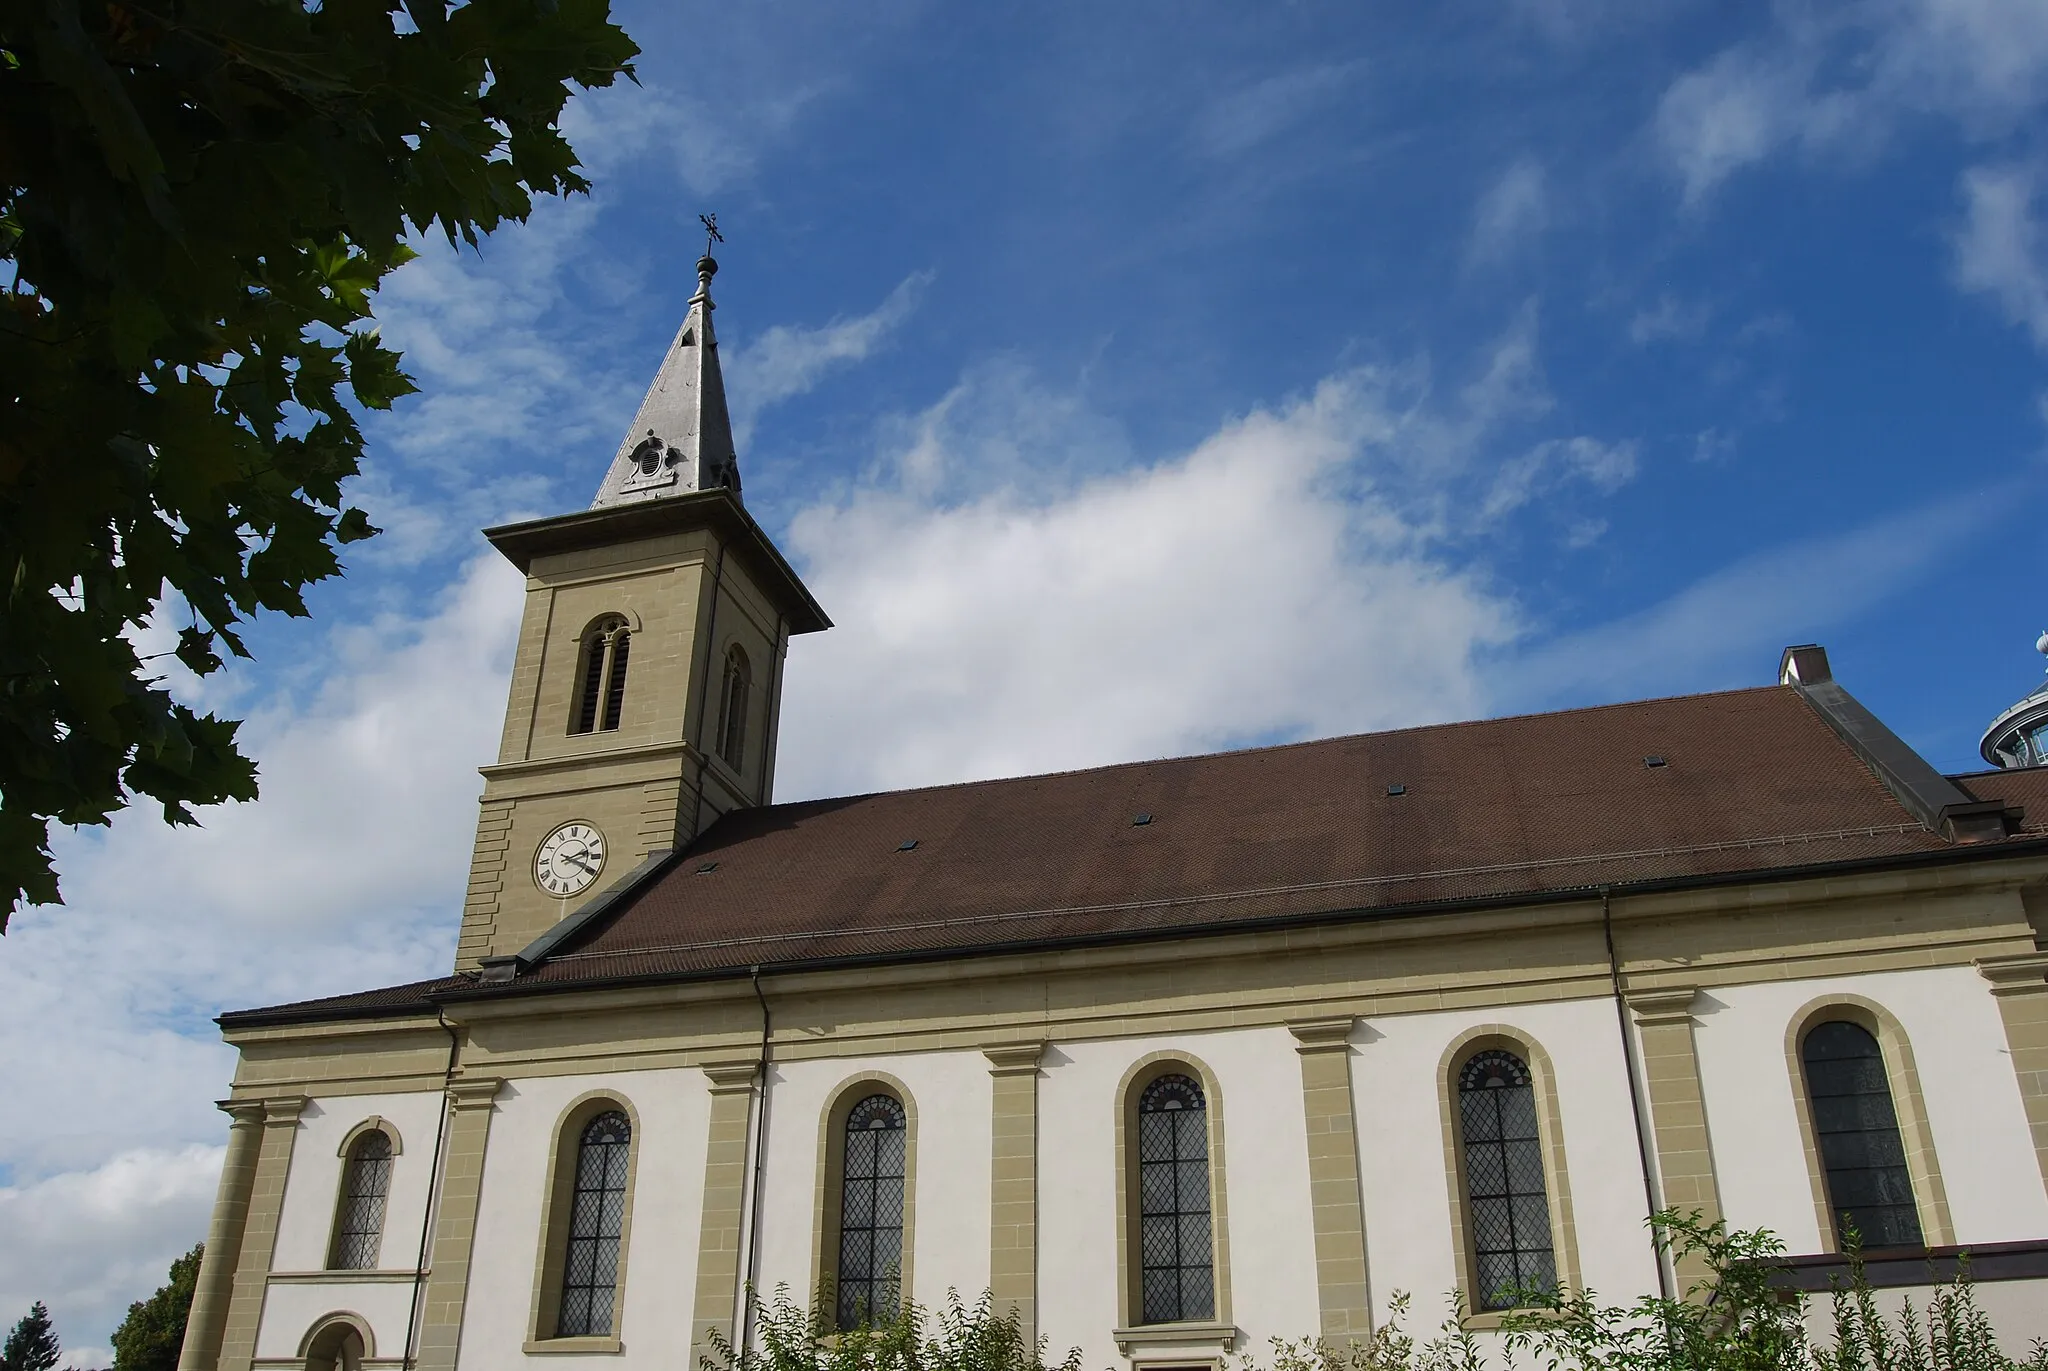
<box><xmin>227</xmin><ymin>684</ymin><xmax>2047</xmax><ymax>1025</ymax></box>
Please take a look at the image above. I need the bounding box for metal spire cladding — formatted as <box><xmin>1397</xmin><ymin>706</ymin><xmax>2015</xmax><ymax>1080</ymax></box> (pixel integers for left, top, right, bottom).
<box><xmin>590</xmin><ymin>253</ymin><xmax>741</xmax><ymax>509</ymax></box>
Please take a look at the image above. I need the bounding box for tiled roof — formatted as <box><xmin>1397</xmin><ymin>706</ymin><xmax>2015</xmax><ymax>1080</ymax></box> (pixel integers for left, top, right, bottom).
<box><xmin>224</xmin><ymin>683</ymin><xmax>2046</xmax><ymax>1026</ymax></box>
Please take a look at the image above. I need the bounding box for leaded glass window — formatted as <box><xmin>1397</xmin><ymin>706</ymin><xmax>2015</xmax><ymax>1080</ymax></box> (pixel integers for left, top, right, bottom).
<box><xmin>557</xmin><ymin>1111</ymin><xmax>631</xmax><ymax>1338</ymax></box>
<box><xmin>328</xmin><ymin>1130</ymin><xmax>392</xmax><ymax>1270</ymax></box>
<box><xmin>1803</xmin><ymin>1021</ymin><xmax>1922</xmax><ymax>1249</ymax></box>
<box><xmin>1137</xmin><ymin>1073</ymin><xmax>1213</xmax><ymax>1324</ymax></box>
<box><xmin>1458</xmin><ymin>1049</ymin><xmax>1557</xmax><ymax>1310</ymax></box>
<box><xmin>837</xmin><ymin>1094</ymin><xmax>907</xmax><ymax>1330</ymax></box>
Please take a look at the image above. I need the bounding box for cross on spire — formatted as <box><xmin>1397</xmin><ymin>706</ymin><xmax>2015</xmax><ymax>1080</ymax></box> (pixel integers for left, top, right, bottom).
<box><xmin>699</xmin><ymin>212</ymin><xmax>723</xmax><ymax>259</ymax></box>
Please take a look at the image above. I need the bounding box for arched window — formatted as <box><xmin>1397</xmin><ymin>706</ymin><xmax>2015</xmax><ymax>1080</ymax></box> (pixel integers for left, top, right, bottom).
<box><xmin>1802</xmin><ymin>1021</ymin><xmax>1922</xmax><ymax>1248</ymax></box>
<box><xmin>1137</xmin><ymin>1073</ymin><xmax>1213</xmax><ymax>1324</ymax></box>
<box><xmin>836</xmin><ymin>1094</ymin><xmax>907</xmax><ymax>1329</ymax></box>
<box><xmin>327</xmin><ymin>1130</ymin><xmax>393</xmax><ymax>1270</ymax></box>
<box><xmin>571</xmin><ymin>618</ymin><xmax>631</xmax><ymax>736</ymax></box>
<box><xmin>557</xmin><ymin>1111</ymin><xmax>631</xmax><ymax>1337</ymax></box>
<box><xmin>717</xmin><ymin>645</ymin><xmax>750</xmax><ymax>769</ymax></box>
<box><xmin>1457</xmin><ymin>1049</ymin><xmax>1557</xmax><ymax>1309</ymax></box>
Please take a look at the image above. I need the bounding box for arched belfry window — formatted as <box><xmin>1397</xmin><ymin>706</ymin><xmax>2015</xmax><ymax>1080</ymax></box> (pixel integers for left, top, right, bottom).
<box><xmin>836</xmin><ymin>1093</ymin><xmax>907</xmax><ymax>1329</ymax></box>
<box><xmin>717</xmin><ymin>645</ymin><xmax>751</xmax><ymax>769</ymax></box>
<box><xmin>1802</xmin><ymin>1021</ymin><xmax>1922</xmax><ymax>1248</ymax></box>
<box><xmin>572</xmin><ymin>617</ymin><xmax>631</xmax><ymax>736</ymax></box>
<box><xmin>1457</xmin><ymin>1049</ymin><xmax>1557</xmax><ymax>1309</ymax></box>
<box><xmin>557</xmin><ymin>1111</ymin><xmax>631</xmax><ymax>1337</ymax></box>
<box><xmin>327</xmin><ymin>1130</ymin><xmax>393</xmax><ymax>1270</ymax></box>
<box><xmin>1137</xmin><ymin>1073</ymin><xmax>1214</xmax><ymax>1324</ymax></box>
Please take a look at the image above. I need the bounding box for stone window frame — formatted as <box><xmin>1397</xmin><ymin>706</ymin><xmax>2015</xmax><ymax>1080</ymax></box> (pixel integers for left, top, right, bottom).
<box><xmin>1435</xmin><ymin>1025</ymin><xmax>1583</xmax><ymax>1327</ymax></box>
<box><xmin>717</xmin><ymin>642</ymin><xmax>752</xmax><ymax>773</ymax></box>
<box><xmin>811</xmin><ymin>1072</ymin><xmax>920</xmax><ymax>1323</ymax></box>
<box><xmin>569</xmin><ymin>613</ymin><xmax>636</xmax><ymax>737</ymax></box>
<box><xmin>297</xmin><ymin>1310</ymin><xmax>377</xmax><ymax>1371</ymax></box>
<box><xmin>1112</xmin><ymin>1051</ymin><xmax>1235</xmax><ymax>1343</ymax></box>
<box><xmin>526</xmin><ymin>1090</ymin><xmax>643</xmax><ymax>1354</ymax></box>
<box><xmin>1783</xmin><ymin>994</ymin><xmax>1954</xmax><ymax>1252</ymax></box>
<box><xmin>326</xmin><ymin>1118</ymin><xmax>402</xmax><ymax>1272</ymax></box>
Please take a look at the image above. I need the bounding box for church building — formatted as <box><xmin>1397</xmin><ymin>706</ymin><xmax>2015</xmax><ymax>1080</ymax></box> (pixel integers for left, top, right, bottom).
<box><xmin>176</xmin><ymin>256</ymin><xmax>2048</xmax><ymax>1371</ymax></box>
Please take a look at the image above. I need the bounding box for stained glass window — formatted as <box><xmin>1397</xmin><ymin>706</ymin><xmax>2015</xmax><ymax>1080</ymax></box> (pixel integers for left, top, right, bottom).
<box><xmin>557</xmin><ymin>1111</ymin><xmax>631</xmax><ymax>1337</ymax></box>
<box><xmin>1458</xmin><ymin>1049</ymin><xmax>1557</xmax><ymax>1310</ymax></box>
<box><xmin>1803</xmin><ymin>1021</ymin><xmax>1922</xmax><ymax>1249</ymax></box>
<box><xmin>837</xmin><ymin>1094</ymin><xmax>907</xmax><ymax>1330</ymax></box>
<box><xmin>328</xmin><ymin>1130</ymin><xmax>392</xmax><ymax>1270</ymax></box>
<box><xmin>1137</xmin><ymin>1073</ymin><xmax>1213</xmax><ymax>1324</ymax></box>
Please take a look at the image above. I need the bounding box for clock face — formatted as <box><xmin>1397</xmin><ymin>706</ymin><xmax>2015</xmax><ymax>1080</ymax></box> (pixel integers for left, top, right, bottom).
<box><xmin>534</xmin><ymin>822</ymin><xmax>606</xmax><ymax>898</ymax></box>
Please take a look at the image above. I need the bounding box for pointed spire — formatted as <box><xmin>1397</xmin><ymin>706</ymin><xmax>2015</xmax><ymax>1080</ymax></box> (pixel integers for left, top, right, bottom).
<box><xmin>591</xmin><ymin>253</ymin><xmax>742</xmax><ymax>509</ymax></box>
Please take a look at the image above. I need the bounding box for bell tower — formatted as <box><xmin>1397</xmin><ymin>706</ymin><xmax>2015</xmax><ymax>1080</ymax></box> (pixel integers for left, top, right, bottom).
<box><xmin>452</xmin><ymin>254</ymin><xmax>830</xmax><ymax>970</ymax></box>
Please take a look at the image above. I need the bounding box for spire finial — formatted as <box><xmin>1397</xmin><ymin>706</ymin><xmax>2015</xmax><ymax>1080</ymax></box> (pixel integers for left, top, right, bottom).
<box><xmin>2036</xmin><ymin>629</ymin><xmax>2048</xmax><ymax>666</ymax></box>
<box><xmin>694</xmin><ymin>212</ymin><xmax>724</xmax><ymax>297</ymax></box>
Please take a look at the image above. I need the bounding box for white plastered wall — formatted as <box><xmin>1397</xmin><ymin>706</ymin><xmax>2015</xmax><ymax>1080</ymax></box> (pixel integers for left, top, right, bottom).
<box><xmin>751</xmin><ymin>1049</ymin><xmax>995</xmax><ymax>1309</ymax></box>
<box><xmin>1693</xmin><ymin>965</ymin><xmax>2048</xmax><ymax>1251</ymax></box>
<box><xmin>1035</xmin><ymin>1026</ymin><xmax>1321</xmax><ymax>1368</ymax></box>
<box><xmin>255</xmin><ymin>1089</ymin><xmax>446</xmax><ymax>1360</ymax></box>
<box><xmin>455</xmin><ymin>1067</ymin><xmax>710</xmax><ymax>1371</ymax></box>
<box><xmin>1352</xmin><ymin>998</ymin><xmax>1662</xmax><ymax>1331</ymax></box>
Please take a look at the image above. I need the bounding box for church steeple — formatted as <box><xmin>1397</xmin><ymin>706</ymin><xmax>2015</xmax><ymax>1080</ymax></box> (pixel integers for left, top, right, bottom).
<box><xmin>591</xmin><ymin>253</ymin><xmax>741</xmax><ymax>508</ymax></box>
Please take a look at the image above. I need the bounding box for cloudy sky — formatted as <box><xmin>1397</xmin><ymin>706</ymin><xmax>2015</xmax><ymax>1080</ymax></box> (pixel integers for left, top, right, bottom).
<box><xmin>8</xmin><ymin>0</ymin><xmax>2048</xmax><ymax>1360</ymax></box>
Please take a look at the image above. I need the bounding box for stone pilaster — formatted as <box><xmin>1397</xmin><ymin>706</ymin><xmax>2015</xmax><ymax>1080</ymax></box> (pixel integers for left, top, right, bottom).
<box><xmin>176</xmin><ymin>1101</ymin><xmax>267</xmax><ymax>1371</ymax></box>
<box><xmin>415</xmin><ymin>1077</ymin><xmax>504</xmax><ymax>1371</ymax></box>
<box><xmin>983</xmin><ymin>1042</ymin><xmax>1045</xmax><ymax>1347</ymax></box>
<box><xmin>213</xmin><ymin>1096</ymin><xmax>307</xmax><ymax>1371</ymax></box>
<box><xmin>1626</xmin><ymin>989</ymin><xmax>1723</xmax><ymax>1292</ymax></box>
<box><xmin>1978</xmin><ymin>954</ymin><xmax>2048</xmax><ymax>1197</ymax></box>
<box><xmin>1289</xmin><ymin>1019</ymin><xmax>1372</xmax><ymax>1342</ymax></box>
<box><xmin>691</xmin><ymin>1059</ymin><xmax>761</xmax><ymax>1366</ymax></box>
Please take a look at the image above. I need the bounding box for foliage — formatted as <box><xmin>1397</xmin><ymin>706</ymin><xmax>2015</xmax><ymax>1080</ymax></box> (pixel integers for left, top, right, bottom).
<box><xmin>0</xmin><ymin>0</ymin><xmax>638</xmax><ymax>921</ymax></box>
<box><xmin>699</xmin><ymin>1284</ymin><xmax>1084</xmax><ymax>1371</ymax></box>
<box><xmin>109</xmin><ymin>1242</ymin><xmax>202</xmax><ymax>1371</ymax></box>
<box><xmin>0</xmin><ymin>1301</ymin><xmax>61</xmax><ymax>1371</ymax></box>
<box><xmin>1232</xmin><ymin>1212</ymin><xmax>2048</xmax><ymax>1371</ymax></box>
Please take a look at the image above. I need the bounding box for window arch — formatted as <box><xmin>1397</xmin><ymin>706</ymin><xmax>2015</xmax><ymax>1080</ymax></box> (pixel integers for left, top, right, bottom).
<box><xmin>327</xmin><ymin>1127</ymin><xmax>395</xmax><ymax>1270</ymax></box>
<box><xmin>1788</xmin><ymin>999</ymin><xmax>1951</xmax><ymax>1251</ymax></box>
<box><xmin>571</xmin><ymin>617</ymin><xmax>631</xmax><ymax>735</ymax></box>
<box><xmin>298</xmin><ymin>1313</ymin><xmax>373</xmax><ymax>1371</ymax></box>
<box><xmin>532</xmin><ymin>1095</ymin><xmax>640</xmax><ymax>1345</ymax></box>
<box><xmin>1455</xmin><ymin>1048</ymin><xmax>1557</xmax><ymax>1309</ymax></box>
<box><xmin>815</xmin><ymin>1077</ymin><xmax>918</xmax><ymax>1331</ymax></box>
<box><xmin>717</xmin><ymin>645</ymin><xmax>750</xmax><ymax>770</ymax></box>
<box><xmin>1115</xmin><ymin>1054</ymin><xmax>1231</xmax><ymax>1331</ymax></box>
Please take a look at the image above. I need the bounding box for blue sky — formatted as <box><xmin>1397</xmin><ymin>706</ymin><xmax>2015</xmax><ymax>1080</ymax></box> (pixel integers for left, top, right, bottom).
<box><xmin>6</xmin><ymin>0</ymin><xmax>2048</xmax><ymax>1359</ymax></box>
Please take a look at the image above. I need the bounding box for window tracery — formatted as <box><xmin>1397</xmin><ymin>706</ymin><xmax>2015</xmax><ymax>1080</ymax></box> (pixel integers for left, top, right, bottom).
<box><xmin>327</xmin><ymin>1129</ymin><xmax>393</xmax><ymax>1270</ymax></box>
<box><xmin>1136</xmin><ymin>1073</ymin><xmax>1213</xmax><ymax>1324</ymax></box>
<box><xmin>557</xmin><ymin>1110</ymin><xmax>631</xmax><ymax>1337</ymax></box>
<box><xmin>836</xmin><ymin>1093</ymin><xmax>907</xmax><ymax>1329</ymax></box>
<box><xmin>1456</xmin><ymin>1048</ymin><xmax>1557</xmax><ymax>1309</ymax></box>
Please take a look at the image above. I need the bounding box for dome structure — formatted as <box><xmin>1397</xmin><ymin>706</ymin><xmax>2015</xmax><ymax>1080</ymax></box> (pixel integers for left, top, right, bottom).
<box><xmin>1979</xmin><ymin>631</ymin><xmax>2048</xmax><ymax>768</ymax></box>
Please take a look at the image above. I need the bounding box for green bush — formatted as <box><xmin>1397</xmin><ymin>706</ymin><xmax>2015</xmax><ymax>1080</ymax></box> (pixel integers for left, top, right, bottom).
<box><xmin>1231</xmin><ymin>1211</ymin><xmax>2048</xmax><ymax>1371</ymax></box>
<box><xmin>701</xmin><ymin>1284</ymin><xmax>1083</xmax><ymax>1371</ymax></box>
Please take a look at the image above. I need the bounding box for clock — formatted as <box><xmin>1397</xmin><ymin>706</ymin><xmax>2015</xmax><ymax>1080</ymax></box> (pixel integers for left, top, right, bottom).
<box><xmin>534</xmin><ymin>822</ymin><xmax>606</xmax><ymax>898</ymax></box>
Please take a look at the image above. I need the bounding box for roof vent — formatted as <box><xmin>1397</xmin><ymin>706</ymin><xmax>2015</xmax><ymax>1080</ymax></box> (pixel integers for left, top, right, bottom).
<box><xmin>696</xmin><ymin>861</ymin><xmax>719</xmax><ymax>874</ymax></box>
<box><xmin>1644</xmin><ymin>755</ymin><xmax>1668</xmax><ymax>768</ymax></box>
<box><xmin>897</xmin><ymin>839</ymin><xmax>919</xmax><ymax>852</ymax></box>
<box><xmin>1385</xmin><ymin>783</ymin><xmax>1407</xmax><ymax>796</ymax></box>
<box><xmin>1133</xmin><ymin>812</ymin><xmax>1153</xmax><ymax>826</ymax></box>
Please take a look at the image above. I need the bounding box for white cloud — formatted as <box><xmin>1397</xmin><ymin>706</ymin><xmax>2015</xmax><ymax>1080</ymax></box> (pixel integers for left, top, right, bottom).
<box><xmin>1654</xmin><ymin>0</ymin><xmax>2048</xmax><ymax>204</ymax></box>
<box><xmin>727</xmin><ymin>272</ymin><xmax>934</xmax><ymax>444</ymax></box>
<box><xmin>1468</xmin><ymin>159</ymin><xmax>1549</xmax><ymax>267</ymax></box>
<box><xmin>774</xmin><ymin>364</ymin><xmax>1535</xmax><ymax>800</ymax></box>
<box><xmin>1517</xmin><ymin>488</ymin><xmax>2003</xmax><ymax>704</ymax></box>
<box><xmin>0</xmin><ymin>553</ymin><xmax>520</xmax><ymax>1290</ymax></box>
<box><xmin>1628</xmin><ymin>293</ymin><xmax>1713</xmax><ymax>345</ymax></box>
<box><xmin>1954</xmin><ymin>163</ymin><xmax>2048</xmax><ymax>349</ymax></box>
<box><xmin>1480</xmin><ymin>435</ymin><xmax>1638</xmax><ymax>521</ymax></box>
<box><xmin>1194</xmin><ymin>61</ymin><xmax>1366</xmax><ymax>159</ymax></box>
<box><xmin>0</xmin><ymin>1146</ymin><xmax>225</xmax><ymax>1370</ymax></box>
